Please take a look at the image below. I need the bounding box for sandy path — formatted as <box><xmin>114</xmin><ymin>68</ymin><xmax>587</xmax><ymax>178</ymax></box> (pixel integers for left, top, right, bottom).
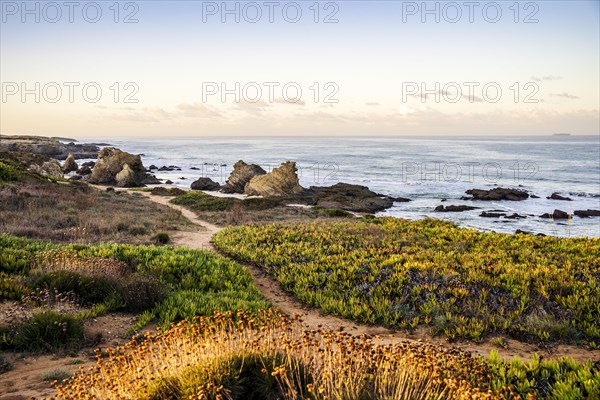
<box><xmin>140</xmin><ymin>191</ymin><xmax>600</xmax><ymax>363</ymax></box>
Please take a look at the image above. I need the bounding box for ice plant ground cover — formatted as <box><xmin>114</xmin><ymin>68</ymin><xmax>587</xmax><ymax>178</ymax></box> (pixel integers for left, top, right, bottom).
<box><xmin>213</xmin><ymin>218</ymin><xmax>600</xmax><ymax>345</ymax></box>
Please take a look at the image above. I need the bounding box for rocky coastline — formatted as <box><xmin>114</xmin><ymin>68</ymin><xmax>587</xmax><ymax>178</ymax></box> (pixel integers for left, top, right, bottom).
<box><xmin>2</xmin><ymin>135</ymin><xmax>599</xmax><ymax>224</ymax></box>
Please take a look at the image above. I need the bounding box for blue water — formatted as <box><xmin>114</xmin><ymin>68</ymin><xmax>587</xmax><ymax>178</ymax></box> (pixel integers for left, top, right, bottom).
<box><xmin>89</xmin><ymin>135</ymin><xmax>600</xmax><ymax>238</ymax></box>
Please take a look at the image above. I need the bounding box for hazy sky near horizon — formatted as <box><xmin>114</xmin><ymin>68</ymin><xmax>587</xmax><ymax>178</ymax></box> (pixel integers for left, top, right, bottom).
<box><xmin>1</xmin><ymin>0</ymin><xmax>599</xmax><ymax>137</ymax></box>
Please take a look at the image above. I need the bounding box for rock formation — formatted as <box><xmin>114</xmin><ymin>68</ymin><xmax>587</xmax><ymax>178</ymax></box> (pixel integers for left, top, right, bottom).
<box><xmin>62</xmin><ymin>153</ymin><xmax>78</xmax><ymax>173</ymax></box>
<box><xmin>27</xmin><ymin>160</ymin><xmax>63</xmax><ymax>178</ymax></box>
<box><xmin>464</xmin><ymin>187</ymin><xmax>529</xmax><ymax>201</ymax></box>
<box><xmin>245</xmin><ymin>161</ymin><xmax>305</xmax><ymax>197</ymax></box>
<box><xmin>435</xmin><ymin>205</ymin><xmax>479</xmax><ymax>212</ymax></box>
<box><xmin>540</xmin><ymin>209</ymin><xmax>570</xmax><ymax>219</ymax></box>
<box><xmin>547</xmin><ymin>192</ymin><xmax>572</xmax><ymax>201</ymax></box>
<box><xmin>221</xmin><ymin>160</ymin><xmax>266</xmax><ymax>194</ymax></box>
<box><xmin>191</xmin><ymin>177</ymin><xmax>221</xmax><ymax>191</ymax></box>
<box><xmin>87</xmin><ymin>147</ymin><xmax>148</xmax><ymax>187</ymax></box>
<box><xmin>309</xmin><ymin>183</ymin><xmax>394</xmax><ymax>213</ymax></box>
<box><xmin>0</xmin><ymin>135</ymin><xmax>100</xmax><ymax>160</ymax></box>
<box><xmin>574</xmin><ymin>209</ymin><xmax>600</xmax><ymax>218</ymax></box>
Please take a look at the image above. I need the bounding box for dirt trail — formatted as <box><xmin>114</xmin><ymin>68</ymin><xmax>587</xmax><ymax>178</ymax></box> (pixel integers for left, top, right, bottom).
<box><xmin>140</xmin><ymin>191</ymin><xmax>600</xmax><ymax>363</ymax></box>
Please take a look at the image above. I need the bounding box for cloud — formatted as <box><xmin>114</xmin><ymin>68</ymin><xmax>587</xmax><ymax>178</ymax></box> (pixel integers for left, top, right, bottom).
<box><xmin>237</xmin><ymin>99</ymin><xmax>270</xmax><ymax>115</ymax></box>
<box><xmin>530</xmin><ymin>75</ymin><xmax>563</xmax><ymax>82</ymax></box>
<box><xmin>407</xmin><ymin>90</ymin><xmax>483</xmax><ymax>103</ymax></box>
<box><xmin>176</xmin><ymin>102</ymin><xmax>222</xmax><ymax>118</ymax></box>
<box><xmin>274</xmin><ymin>97</ymin><xmax>306</xmax><ymax>106</ymax></box>
<box><xmin>549</xmin><ymin>93</ymin><xmax>580</xmax><ymax>100</ymax></box>
<box><xmin>107</xmin><ymin>108</ymin><xmax>174</xmax><ymax>123</ymax></box>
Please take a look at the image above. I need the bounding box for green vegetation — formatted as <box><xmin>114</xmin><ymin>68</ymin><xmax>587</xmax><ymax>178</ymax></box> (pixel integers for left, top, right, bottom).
<box><xmin>0</xmin><ymin>160</ymin><xmax>21</xmax><ymax>183</ymax></box>
<box><xmin>0</xmin><ymin>233</ymin><xmax>270</xmax><ymax>352</ymax></box>
<box><xmin>41</xmin><ymin>369</ymin><xmax>73</xmax><ymax>382</ymax></box>
<box><xmin>213</xmin><ymin>217</ymin><xmax>600</xmax><ymax>345</ymax></box>
<box><xmin>171</xmin><ymin>190</ymin><xmax>282</xmax><ymax>212</ymax></box>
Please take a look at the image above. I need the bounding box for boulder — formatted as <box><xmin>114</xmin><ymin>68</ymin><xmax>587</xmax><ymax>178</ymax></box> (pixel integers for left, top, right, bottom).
<box><xmin>464</xmin><ymin>187</ymin><xmax>529</xmax><ymax>201</ymax></box>
<box><xmin>540</xmin><ymin>209</ymin><xmax>570</xmax><ymax>219</ymax></box>
<box><xmin>77</xmin><ymin>165</ymin><xmax>93</xmax><ymax>175</ymax></box>
<box><xmin>309</xmin><ymin>183</ymin><xmax>394</xmax><ymax>213</ymax></box>
<box><xmin>143</xmin><ymin>174</ymin><xmax>162</xmax><ymax>185</ymax></box>
<box><xmin>69</xmin><ymin>174</ymin><xmax>83</xmax><ymax>181</ymax></box>
<box><xmin>547</xmin><ymin>192</ymin><xmax>572</xmax><ymax>201</ymax></box>
<box><xmin>504</xmin><ymin>213</ymin><xmax>527</xmax><ymax>219</ymax></box>
<box><xmin>574</xmin><ymin>209</ymin><xmax>600</xmax><ymax>218</ymax></box>
<box><xmin>27</xmin><ymin>159</ymin><xmax>63</xmax><ymax>178</ymax></box>
<box><xmin>245</xmin><ymin>161</ymin><xmax>305</xmax><ymax>197</ymax></box>
<box><xmin>435</xmin><ymin>205</ymin><xmax>479</xmax><ymax>212</ymax></box>
<box><xmin>221</xmin><ymin>160</ymin><xmax>266</xmax><ymax>194</ymax></box>
<box><xmin>62</xmin><ymin>153</ymin><xmax>78</xmax><ymax>173</ymax></box>
<box><xmin>148</xmin><ymin>164</ymin><xmax>158</xmax><ymax>170</ymax></box>
<box><xmin>87</xmin><ymin>147</ymin><xmax>148</xmax><ymax>187</ymax></box>
<box><xmin>480</xmin><ymin>211</ymin><xmax>506</xmax><ymax>218</ymax></box>
<box><xmin>191</xmin><ymin>177</ymin><xmax>221</xmax><ymax>191</ymax></box>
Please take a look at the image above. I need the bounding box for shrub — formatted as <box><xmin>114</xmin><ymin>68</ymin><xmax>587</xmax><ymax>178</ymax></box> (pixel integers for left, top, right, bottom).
<box><xmin>172</xmin><ymin>191</ymin><xmax>235</xmax><ymax>211</ymax></box>
<box><xmin>121</xmin><ymin>273</ymin><xmax>168</xmax><ymax>313</ymax></box>
<box><xmin>0</xmin><ymin>354</ymin><xmax>13</xmax><ymax>374</ymax></box>
<box><xmin>30</xmin><ymin>270</ymin><xmax>121</xmax><ymax>306</ymax></box>
<box><xmin>41</xmin><ymin>369</ymin><xmax>72</xmax><ymax>382</ymax></box>
<box><xmin>0</xmin><ymin>160</ymin><xmax>22</xmax><ymax>183</ymax></box>
<box><xmin>151</xmin><ymin>232</ymin><xmax>170</xmax><ymax>245</ymax></box>
<box><xmin>12</xmin><ymin>310</ymin><xmax>84</xmax><ymax>352</ymax></box>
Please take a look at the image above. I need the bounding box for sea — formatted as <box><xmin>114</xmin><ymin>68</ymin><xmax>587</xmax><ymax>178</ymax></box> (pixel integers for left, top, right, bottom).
<box><xmin>86</xmin><ymin>135</ymin><xmax>600</xmax><ymax>238</ymax></box>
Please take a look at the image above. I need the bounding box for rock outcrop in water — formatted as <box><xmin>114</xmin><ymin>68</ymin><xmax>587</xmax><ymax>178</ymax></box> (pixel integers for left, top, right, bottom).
<box><xmin>435</xmin><ymin>205</ymin><xmax>479</xmax><ymax>212</ymax></box>
<box><xmin>464</xmin><ymin>187</ymin><xmax>530</xmax><ymax>201</ymax></box>
<box><xmin>245</xmin><ymin>161</ymin><xmax>305</xmax><ymax>197</ymax></box>
<box><xmin>574</xmin><ymin>209</ymin><xmax>600</xmax><ymax>218</ymax></box>
<box><xmin>87</xmin><ymin>147</ymin><xmax>149</xmax><ymax>187</ymax></box>
<box><xmin>221</xmin><ymin>160</ymin><xmax>266</xmax><ymax>194</ymax></box>
<box><xmin>540</xmin><ymin>209</ymin><xmax>570</xmax><ymax>219</ymax></box>
<box><xmin>0</xmin><ymin>135</ymin><xmax>101</xmax><ymax>160</ymax></box>
<box><xmin>308</xmin><ymin>183</ymin><xmax>394</xmax><ymax>213</ymax></box>
<box><xmin>547</xmin><ymin>192</ymin><xmax>572</xmax><ymax>201</ymax></box>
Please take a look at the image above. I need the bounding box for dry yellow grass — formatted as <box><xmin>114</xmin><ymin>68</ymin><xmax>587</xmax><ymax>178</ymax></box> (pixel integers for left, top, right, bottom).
<box><xmin>52</xmin><ymin>311</ymin><xmax>504</xmax><ymax>400</ymax></box>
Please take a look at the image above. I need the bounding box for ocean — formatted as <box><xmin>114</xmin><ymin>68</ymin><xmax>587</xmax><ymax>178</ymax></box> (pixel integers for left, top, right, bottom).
<box><xmin>93</xmin><ymin>135</ymin><xmax>600</xmax><ymax>238</ymax></box>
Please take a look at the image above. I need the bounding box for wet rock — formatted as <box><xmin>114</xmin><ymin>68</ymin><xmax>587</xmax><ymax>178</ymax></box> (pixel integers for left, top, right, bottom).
<box><xmin>191</xmin><ymin>177</ymin><xmax>221</xmax><ymax>191</ymax></box>
<box><xmin>221</xmin><ymin>160</ymin><xmax>266</xmax><ymax>194</ymax></box>
<box><xmin>148</xmin><ymin>164</ymin><xmax>158</xmax><ymax>170</ymax></box>
<box><xmin>464</xmin><ymin>187</ymin><xmax>529</xmax><ymax>201</ymax></box>
<box><xmin>165</xmin><ymin>180</ymin><xmax>173</xmax><ymax>184</ymax></box>
<box><xmin>574</xmin><ymin>209</ymin><xmax>600</xmax><ymax>218</ymax></box>
<box><xmin>143</xmin><ymin>174</ymin><xmax>162</xmax><ymax>185</ymax></box>
<box><xmin>547</xmin><ymin>192</ymin><xmax>572</xmax><ymax>201</ymax></box>
<box><xmin>504</xmin><ymin>213</ymin><xmax>527</xmax><ymax>219</ymax></box>
<box><xmin>540</xmin><ymin>209</ymin><xmax>570</xmax><ymax>219</ymax></box>
<box><xmin>480</xmin><ymin>211</ymin><xmax>506</xmax><ymax>218</ymax></box>
<box><xmin>245</xmin><ymin>161</ymin><xmax>305</xmax><ymax>197</ymax></box>
<box><xmin>69</xmin><ymin>174</ymin><xmax>83</xmax><ymax>181</ymax></box>
<box><xmin>77</xmin><ymin>165</ymin><xmax>93</xmax><ymax>175</ymax></box>
<box><xmin>435</xmin><ymin>205</ymin><xmax>479</xmax><ymax>212</ymax></box>
<box><xmin>393</xmin><ymin>196</ymin><xmax>411</xmax><ymax>202</ymax></box>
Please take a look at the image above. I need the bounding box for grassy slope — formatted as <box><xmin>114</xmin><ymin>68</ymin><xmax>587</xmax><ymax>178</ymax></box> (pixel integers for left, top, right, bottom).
<box><xmin>213</xmin><ymin>218</ymin><xmax>600</xmax><ymax>346</ymax></box>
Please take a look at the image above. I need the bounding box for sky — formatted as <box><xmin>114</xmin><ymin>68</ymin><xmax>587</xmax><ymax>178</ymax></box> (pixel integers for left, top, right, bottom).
<box><xmin>0</xmin><ymin>0</ymin><xmax>599</xmax><ymax>137</ymax></box>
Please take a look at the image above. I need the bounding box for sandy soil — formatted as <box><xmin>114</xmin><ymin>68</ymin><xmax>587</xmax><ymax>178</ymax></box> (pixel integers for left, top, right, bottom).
<box><xmin>0</xmin><ymin>313</ymin><xmax>155</xmax><ymax>400</ymax></box>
